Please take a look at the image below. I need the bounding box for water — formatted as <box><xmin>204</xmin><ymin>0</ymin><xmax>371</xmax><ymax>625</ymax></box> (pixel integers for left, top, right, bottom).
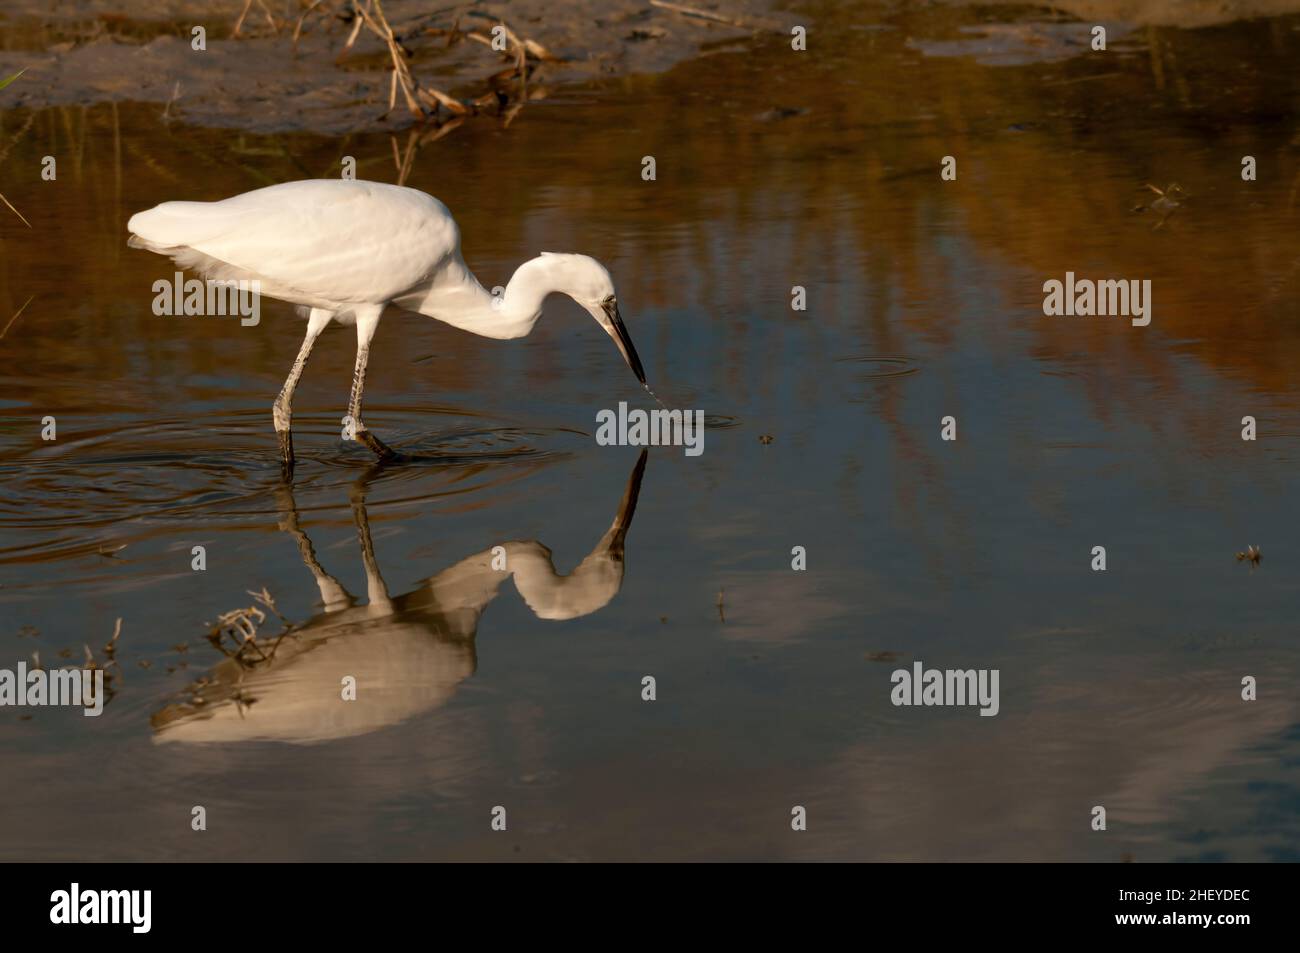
<box><xmin>1</xmin><ymin>5</ymin><xmax>1299</xmax><ymax>861</ymax></box>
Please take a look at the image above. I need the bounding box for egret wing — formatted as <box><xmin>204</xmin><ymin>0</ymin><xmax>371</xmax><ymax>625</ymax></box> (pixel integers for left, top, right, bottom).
<box><xmin>128</xmin><ymin>180</ymin><xmax>459</xmax><ymax>305</ymax></box>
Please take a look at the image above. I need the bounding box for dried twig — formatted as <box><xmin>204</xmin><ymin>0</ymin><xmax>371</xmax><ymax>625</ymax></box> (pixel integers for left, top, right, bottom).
<box><xmin>104</xmin><ymin>618</ymin><xmax>122</xmax><ymax>659</ymax></box>
<box><xmin>649</xmin><ymin>0</ymin><xmax>749</xmax><ymax>28</ymax></box>
<box><xmin>292</xmin><ymin>0</ymin><xmax>329</xmax><ymax>50</ymax></box>
<box><xmin>353</xmin><ymin>0</ymin><xmax>425</xmax><ymax>119</ymax></box>
<box><xmin>227</xmin><ymin>2</ymin><xmax>551</xmax><ymax>135</ymax></box>
<box><xmin>234</xmin><ymin>0</ymin><xmax>282</xmax><ymax>38</ymax></box>
<box><xmin>161</xmin><ymin>81</ymin><xmax>181</xmax><ymax>122</ymax></box>
<box><xmin>248</xmin><ymin>585</ymin><xmax>289</xmax><ymax>623</ymax></box>
<box><xmin>0</xmin><ymin>71</ymin><xmax>31</xmax><ymax>229</ymax></box>
<box><xmin>0</xmin><ymin>192</ymin><xmax>31</xmax><ymax>228</ymax></box>
<box><xmin>0</xmin><ymin>295</ymin><xmax>34</xmax><ymax>340</ymax></box>
<box><xmin>418</xmin><ymin>85</ymin><xmax>470</xmax><ymax>116</ymax></box>
<box><xmin>338</xmin><ymin>0</ymin><xmax>367</xmax><ymax>60</ymax></box>
<box><xmin>390</xmin><ymin>130</ymin><xmax>420</xmax><ymax>185</ymax></box>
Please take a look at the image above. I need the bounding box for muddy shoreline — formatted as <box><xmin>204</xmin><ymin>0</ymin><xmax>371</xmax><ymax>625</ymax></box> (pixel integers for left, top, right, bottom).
<box><xmin>0</xmin><ymin>0</ymin><xmax>791</xmax><ymax>133</ymax></box>
<box><xmin>2</xmin><ymin>1</ymin><xmax>1300</xmax><ymax>133</ymax></box>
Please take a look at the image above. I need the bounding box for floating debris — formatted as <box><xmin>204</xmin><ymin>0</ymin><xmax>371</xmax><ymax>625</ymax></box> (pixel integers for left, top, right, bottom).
<box><xmin>755</xmin><ymin>107</ymin><xmax>809</xmax><ymax>122</ymax></box>
<box><xmin>759</xmin><ymin>434</ymin><xmax>774</xmax><ymax>445</ymax></box>
<box><xmin>230</xmin><ymin>688</ymin><xmax>258</xmax><ymax>716</ymax></box>
<box><xmin>213</xmin><ymin>606</ymin><xmax>266</xmax><ymax>645</ymax></box>
<box><xmin>1139</xmin><ymin>182</ymin><xmax>1186</xmax><ymax>211</ymax></box>
<box><xmin>103</xmin><ymin>618</ymin><xmax>121</xmax><ymax>659</ymax></box>
<box><xmin>1133</xmin><ymin>183</ymin><xmax>1186</xmax><ymax>229</ymax></box>
<box><xmin>1235</xmin><ymin>545</ymin><xmax>1262</xmax><ymax>568</ymax></box>
<box><xmin>207</xmin><ymin>590</ymin><xmax>296</xmax><ymax>667</ymax></box>
<box><xmin>247</xmin><ymin>586</ymin><xmax>289</xmax><ymax>624</ymax></box>
<box><xmin>716</xmin><ymin>588</ymin><xmax>726</xmax><ymax>623</ymax></box>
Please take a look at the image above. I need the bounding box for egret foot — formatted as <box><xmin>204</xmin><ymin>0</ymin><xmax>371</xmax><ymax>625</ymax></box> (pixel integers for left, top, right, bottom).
<box><xmin>356</xmin><ymin>428</ymin><xmax>396</xmax><ymax>461</ymax></box>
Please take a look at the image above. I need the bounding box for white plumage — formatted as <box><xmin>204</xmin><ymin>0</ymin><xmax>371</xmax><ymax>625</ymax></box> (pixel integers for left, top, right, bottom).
<box><xmin>128</xmin><ymin>179</ymin><xmax>645</xmax><ymax>472</ymax></box>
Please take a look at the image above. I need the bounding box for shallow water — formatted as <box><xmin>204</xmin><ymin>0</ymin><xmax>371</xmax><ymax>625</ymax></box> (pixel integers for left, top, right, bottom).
<box><xmin>1</xmin><ymin>4</ymin><xmax>1299</xmax><ymax>861</ymax></box>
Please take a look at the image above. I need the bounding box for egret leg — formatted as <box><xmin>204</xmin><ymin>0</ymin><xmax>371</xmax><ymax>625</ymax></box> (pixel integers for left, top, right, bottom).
<box><xmin>274</xmin><ymin>308</ymin><xmax>332</xmax><ymax>477</ymax></box>
<box><xmin>346</xmin><ymin>306</ymin><xmax>396</xmax><ymax>460</ymax></box>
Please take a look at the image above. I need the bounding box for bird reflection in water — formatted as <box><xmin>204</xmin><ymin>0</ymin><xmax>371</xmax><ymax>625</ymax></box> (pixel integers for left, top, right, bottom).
<box><xmin>151</xmin><ymin>451</ymin><xmax>647</xmax><ymax>744</ymax></box>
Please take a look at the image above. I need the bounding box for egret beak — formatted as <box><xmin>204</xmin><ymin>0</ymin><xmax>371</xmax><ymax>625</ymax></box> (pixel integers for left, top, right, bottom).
<box><xmin>602</xmin><ymin>298</ymin><xmax>646</xmax><ymax>385</ymax></box>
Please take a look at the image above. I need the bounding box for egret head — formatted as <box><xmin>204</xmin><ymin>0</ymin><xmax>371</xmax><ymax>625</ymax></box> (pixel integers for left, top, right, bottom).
<box><xmin>540</xmin><ymin>252</ymin><xmax>646</xmax><ymax>385</ymax></box>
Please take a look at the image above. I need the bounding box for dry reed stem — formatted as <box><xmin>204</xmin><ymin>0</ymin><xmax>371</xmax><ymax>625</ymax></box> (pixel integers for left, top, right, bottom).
<box><xmin>649</xmin><ymin>0</ymin><xmax>750</xmax><ymax>28</ymax></box>
<box><xmin>234</xmin><ymin>0</ymin><xmax>282</xmax><ymax>38</ymax></box>
<box><xmin>0</xmin><ymin>295</ymin><xmax>34</xmax><ymax>340</ymax></box>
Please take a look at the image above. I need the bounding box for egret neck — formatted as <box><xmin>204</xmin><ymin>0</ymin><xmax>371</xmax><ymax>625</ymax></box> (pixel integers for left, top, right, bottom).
<box><xmin>415</xmin><ymin>256</ymin><xmax>562</xmax><ymax>340</ymax></box>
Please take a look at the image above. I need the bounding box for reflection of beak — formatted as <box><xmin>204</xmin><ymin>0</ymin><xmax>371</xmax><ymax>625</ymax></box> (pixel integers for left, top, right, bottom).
<box><xmin>608</xmin><ymin>449</ymin><xmax>648</xmax><ymax>558</ymax></box>
<box><xmin>604</xmin><ymin>300</ymin><xmax>646</xmax><ymax>385</ymax></box>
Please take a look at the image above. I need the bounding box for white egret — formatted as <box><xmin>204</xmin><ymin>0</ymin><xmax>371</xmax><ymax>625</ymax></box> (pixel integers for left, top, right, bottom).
<box><xmin>127</xmin><ymin>179</ymin><xmax>646</xmax><ymax>472</ymax></box>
